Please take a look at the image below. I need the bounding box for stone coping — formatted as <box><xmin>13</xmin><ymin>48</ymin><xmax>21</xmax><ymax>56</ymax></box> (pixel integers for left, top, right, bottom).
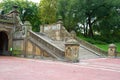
<box><xmin>29</xmin><ymin>30</ymin><xmax>64</xmax><ymax>52</ymax></box>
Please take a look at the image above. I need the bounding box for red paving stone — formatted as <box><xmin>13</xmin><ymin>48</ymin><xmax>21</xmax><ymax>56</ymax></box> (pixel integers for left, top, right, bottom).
<box><xmin>0</xmin><ymin>56</ymin><xmax>120</xmax><ymax>80</ymax></box>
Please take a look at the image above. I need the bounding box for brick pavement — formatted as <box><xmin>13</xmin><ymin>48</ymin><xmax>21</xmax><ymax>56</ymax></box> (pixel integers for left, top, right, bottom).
<box><xmin>0</xmin><ymin>56</ymin><xmax>120</xmax><ymax>80</ymax></box>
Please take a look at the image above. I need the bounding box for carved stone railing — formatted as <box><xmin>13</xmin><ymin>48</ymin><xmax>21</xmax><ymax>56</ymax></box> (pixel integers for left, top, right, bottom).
<box><xmin>28</xmin><ymin>30</ymin><xmax>65</xmax><ymax>59</ymax></box>
<box><xmin>0</xmin><ymin>15</ymin><xmax>13</xmax><ymax>23</ymax></box>
<box><xmin>75</xmin><ymin>37</ymin><xmax>107</xmax><ymax>56</ymax></box>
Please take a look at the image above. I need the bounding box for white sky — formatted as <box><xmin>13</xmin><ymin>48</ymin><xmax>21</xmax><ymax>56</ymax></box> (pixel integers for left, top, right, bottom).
<box><xmin>0</xmin><ymin>0</ymin><xmax>41</xmax><ymax>3</ymax></box>
<box><xmin>29</xmin><ymin>0</ymin><xmax>40</xmax><ymax>3</ymax></box>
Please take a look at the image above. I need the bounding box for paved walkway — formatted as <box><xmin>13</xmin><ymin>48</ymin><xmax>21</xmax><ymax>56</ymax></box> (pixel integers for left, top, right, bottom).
<box><xmin>0</xmin><ymin>56</ymin><xmax>120</xmax><ymax>80</ymax></box>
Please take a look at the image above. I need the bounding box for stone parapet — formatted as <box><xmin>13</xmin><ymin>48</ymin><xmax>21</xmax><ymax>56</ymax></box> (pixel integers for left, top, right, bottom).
<box><xmin>27</xmin><ymin>30</ymin><xmax>65</xmax><ymax>60</ymax></box>
<box><xmin>75</xmin><ymin>37</ymin><xmax>107</xmax><ymax>56</ymax></box>
<box><xmin>40</xmin><ymin>20</ymin><xmax>71</xmax><ymax>41</ymax></box>
<box><xmin>65</xmin><ymin>39</ymin><xmax>79</xmax><ymax>62</ymax></box>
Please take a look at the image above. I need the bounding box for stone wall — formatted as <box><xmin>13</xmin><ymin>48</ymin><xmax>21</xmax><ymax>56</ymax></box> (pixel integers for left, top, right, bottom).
<box><xmin>0</xmin><ymin>24</ymin><xmax>13</xmax><ymax>48</ymax></box>
<box><xmin>13</xmin><ymin>39</ymin><xmax>24</xmax><ymax>50</ymax></box>
<box><xmin>0</xmin><ymin>7</ymin><xmax>27</xmax><ymax>55</ymax></box>
<box><xmin>40</xmin><ymin>21</ymin><xmax>71</xmax><ymax>41</ymax></box>
<box><xmin>25</xmin><ymin>30</ymin><xmax>65</xmax><ymax>60</ymax></box>
<box><xmin>13</xmin><ymin>21</ymin><xmax>32</xmax><ymax>55</ymax></box>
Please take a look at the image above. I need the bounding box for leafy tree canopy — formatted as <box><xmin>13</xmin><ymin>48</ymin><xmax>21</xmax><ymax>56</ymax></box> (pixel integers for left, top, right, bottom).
<box><xmin>57</xmin><ymin>0</ymin><xmax>120</xmax><ymax>43</ymax></box>
<box><xmin>39</xmin><ymin>0</ymin><xmax>57</xmax><ymax>24</ymax></box>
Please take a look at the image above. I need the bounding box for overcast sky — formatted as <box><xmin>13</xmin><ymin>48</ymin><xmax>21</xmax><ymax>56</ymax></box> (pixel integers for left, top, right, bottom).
<box><xmin>29</xmin><ymin>0</ymin><xmax>40</xmax><ymax>3</ymax></box>
<box><xmin>0</xmin><ymin>0</ymin><xmax>41</xmax><ymax>3</ymax></box>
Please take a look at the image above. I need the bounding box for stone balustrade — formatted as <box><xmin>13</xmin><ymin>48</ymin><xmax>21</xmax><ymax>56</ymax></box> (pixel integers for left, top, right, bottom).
<box><xmin>75</xmin><ymin>37</ymin><xmax>107</xmax><ymax>56</ymax></box>
<box><xmin>0</xmin><ymin>15</ymin><xmax>13</xmax><ymax>23</ymax></box>
<box><xmin>28</xmin><ymin>30</ymin><xmax>65</xmax><ymax>59</ymax></box>
<box><xmin>0</xmin><ymin>15</ymin><xmax>11</xmax><ymax>19</ymax></box>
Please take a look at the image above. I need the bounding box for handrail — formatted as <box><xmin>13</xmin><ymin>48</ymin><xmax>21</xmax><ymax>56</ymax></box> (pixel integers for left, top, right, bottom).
<box><xmin>75</xmin><ymin>37</ymin><xmax>107</xmax><ymax>55</ymax></box>
<box><xmin>28</xmin><ymin>30</ymin><xmax>65</xmax><ymax>59</ymax></box>
<box><xmin>0</xmin><ymin>15</ymin><xmax>13</xmax><ymax>23</ymax></box>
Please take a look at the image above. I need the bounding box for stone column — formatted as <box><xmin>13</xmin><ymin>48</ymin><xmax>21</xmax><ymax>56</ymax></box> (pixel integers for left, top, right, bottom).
<box><xmin>70</xmin><ymin>30</ymin><xmax>76</xmax><ymax>39</ymax></box>
<box><xmin>22</xmin><ymin>21</ymin><xmax>31</xmax><ymax>41</ymax></box>
<box><xmin>56</xmin><ymin>19</ymin><xmax>63</xmax><ymax>40</ymax></box>
<box><xmin>23</xmin><ymin>38</ymin><xmax>27</xmax><ymax>57</ymax></box>
<box><xmin>32</xmin><ymin>44</ymin><xmax>36</xmax><ymax>58</ymax></box>
<box><xmin>40</xmin><ymin>25</ymin><xmax>44</xmax><ymax>33</ymax></box>
<box><xmin>108</xmin><ymin>44</ymin><xmax>117</xmax><ymax>57</ymax></box>
<box><xmin>8</xmin><ymin>30</ymin><xmax>13</xmax><ymax>55</ymax></box>
<box><xmin>65</xmin><ymin>39</ymin><xmax>79</xmax><ymax>62</ymax></box>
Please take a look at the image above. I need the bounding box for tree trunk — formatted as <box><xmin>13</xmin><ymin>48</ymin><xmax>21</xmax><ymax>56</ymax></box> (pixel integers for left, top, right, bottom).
<box><xmin>88</xmin><ymin>15</ymin><xmax>93</xmax><ymax>38</ymax></box>
<box><xmin>83</xmin><ymin>23</ymin><xmax>88</xmax><ymax>37</ymax></box>
<box><xmin>83</xmin><ymin>24</ymin><xmax>86</xmax><ymax>36</ymax></box>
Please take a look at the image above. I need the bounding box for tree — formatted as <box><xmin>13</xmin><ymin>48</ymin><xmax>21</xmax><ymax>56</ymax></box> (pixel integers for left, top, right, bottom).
<box><xmin>39</xmin><ymin>0</ymin><xmax>57</xmax><ymax>24</ymax></box>
<box><xmin>57</xmin><ymin>0</ymin><xmax>120</xmax><ymax>39</ymax></box>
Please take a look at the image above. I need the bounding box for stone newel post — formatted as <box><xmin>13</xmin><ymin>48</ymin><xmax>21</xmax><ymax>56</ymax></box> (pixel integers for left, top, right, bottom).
<box><xmin>108</xmin><ymin>44</ymin><xmax>117</xmax><ymax>57</ymax></box>
<box><xmin>56</xmin><ymin>19</ymin><xmax>63</xmax><ymax>40</ymax></box>
<box><xmin>70</xmin><ymin>30</ymin><xmax>76</xmax><ymax>39</ymax></box>
<box><xmin>65</xmin><ymin>39</ymin><xmax>79</xmax><ymax>62</ymax></box>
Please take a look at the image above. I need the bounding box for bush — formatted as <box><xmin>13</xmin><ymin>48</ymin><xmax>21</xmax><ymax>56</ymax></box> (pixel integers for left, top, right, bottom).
<box><xmin>78</xmin><ymin>35</ymin><xmax>106</xmax><ymax>44</ymax></box>
<box><xmin>78</xmin><ymin>34</ymin><xmax>120</xmax><ymax>44</ymax></box>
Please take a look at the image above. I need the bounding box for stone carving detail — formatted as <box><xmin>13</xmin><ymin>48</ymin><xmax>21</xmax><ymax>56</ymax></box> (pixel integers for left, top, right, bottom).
<box><xmin>65</xmin><ymin>39</ymin><xmax>79</xmax><ymax>62</ymax></box>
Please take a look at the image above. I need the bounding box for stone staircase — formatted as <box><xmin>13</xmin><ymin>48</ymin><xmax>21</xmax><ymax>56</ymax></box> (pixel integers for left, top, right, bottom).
<box><xmin>28</xmin><ymin>31</ymin><xmax>65</xmax><ymax>61</ymax></box>
<box><xmin>28</xmin><ymin>31</ymin><xmax>102</xmax><ymax>60</ymax></box>
<box><xmin>79</xmin><ymin>45</ymin><xmax>101</xmax><ymax>60</ymax></box>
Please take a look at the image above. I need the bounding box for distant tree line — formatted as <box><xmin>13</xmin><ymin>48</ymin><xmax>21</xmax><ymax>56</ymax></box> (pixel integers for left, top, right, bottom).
<box><xmin>55</xmin><ymin>0</ymin><xmax>120</xmax><ymax>43</ymax></box>
<box><xmin>0</xmin><ymin>0</ymin><xmax>120</xmax><ymax>43</ymax></box>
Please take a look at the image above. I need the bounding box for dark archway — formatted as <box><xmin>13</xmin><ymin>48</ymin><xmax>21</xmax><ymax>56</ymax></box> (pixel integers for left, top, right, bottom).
<box><xmin>0</xmin><ymin>31</ymin><xmax>8</xmax><ymax>55</ymax></box>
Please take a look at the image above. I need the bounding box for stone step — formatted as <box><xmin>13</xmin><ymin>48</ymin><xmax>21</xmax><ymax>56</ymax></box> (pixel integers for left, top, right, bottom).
<box><xmin>35</xmin><ymin>32</ymin><xmax>101</xmax><ymax>60</ymax></box>
<box><xmin>79</xmin><ymin>46</ymin><xmax>100</xmax><ymax>60</ymax></box>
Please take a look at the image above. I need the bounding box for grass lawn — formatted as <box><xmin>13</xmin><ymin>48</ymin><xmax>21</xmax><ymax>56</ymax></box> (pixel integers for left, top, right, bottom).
<box><xmin>78</xmin><ymin>35</ymin><xmax>120</xmax><ymax>52</ymax></box>
<box><xmin>78</xmin><ymin>35</ymin><xmax>120</xmax><ymax>53</ymax></box>
<box><xmin>95</xmin><ymin>43</ymin><xmax>120</xmax><ymax>52</ymax></box>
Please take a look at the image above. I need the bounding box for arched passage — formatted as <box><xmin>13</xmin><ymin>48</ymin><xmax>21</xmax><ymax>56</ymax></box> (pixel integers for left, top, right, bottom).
<box><xmin>0</xmin><ymin>31</ymin><xmax>8</xmax><ymax>55</ymax></box>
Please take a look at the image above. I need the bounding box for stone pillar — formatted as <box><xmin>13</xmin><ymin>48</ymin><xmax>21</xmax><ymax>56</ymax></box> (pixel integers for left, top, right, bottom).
<box><xmin>24</xmin><ymin>38</ymin><xmax>28</xmax><ymax>57</ymax></box>
<box><xmin>70</xmin><ymin>30</ymin><xmax>76</xmax><ymax>39</ymax></box>
<box><xmin>65</xmin><ymin>39</ymin><xmax>79</xmax><ymax>62</ymax></box>
<box><xmin>23</xmin><ymin>21</ymin><xmax>32</xmax><ymax>36</ymax></box>
<box><xmin>8</xmin><ymin>30</ymin><xmax>13</xmax><ymax>55</ymax></box>
<box><xmin>32</xmin><ymin>44</ymin><xmax>36</xmax><ymax>58</ymax></box>
<box><xmin>56</xmin><ymin>19</ymin><xmax>63</xmax><ymax>40</ymax></box>
<box><xmin>40</xmin><ymin>25</ymin><xmax>44</xmax><ymax>33</ymax></box>
<box><xmin>108</xmin><ymin>44</ymin><xmax>117</xmax><ymax>57</ymax></box>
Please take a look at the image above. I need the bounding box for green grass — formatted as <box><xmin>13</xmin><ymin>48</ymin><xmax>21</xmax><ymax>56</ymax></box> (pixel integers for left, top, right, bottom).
<box><xmin>78</xmin><ymin>34</ymin><xmax>120</xmax><ymax>57</ymax></box>
<box><xmin>95</xmin><ymin>44</ymin><xmax>108</xmax><ymax>52</ymax></box>
<box><xmin>78</xmin><ymin>35</ymin><xmax>120</xmax><ymax>52</ymax></box>
<box><xmin>116</xmin><ymin>43</ymin><xmax>120</xmax><ymax>52</ymax></box>
<box><xmin>95</xmin><ymin>43</ymin><xmax>120</xmax><ymax>52</ymax></box>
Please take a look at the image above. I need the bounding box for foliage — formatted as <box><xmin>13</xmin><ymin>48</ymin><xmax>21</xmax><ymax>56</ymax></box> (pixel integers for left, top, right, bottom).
<box><xmin>39</xmin><ymin>0</ymin><xmax>57</xmax><ymax>24</ymax></box>
<box><xmin>78</xmin><ymin>34</ymin><xmax>107</xmax><ymax>44</ymax></box>
<box><xmin>0</xmin><ymin>0</ymin><xmax>40</xmax><ymax>31</ymax></box>
<box><xmin>95</xmin><ymin>43</ymin><xmax>120</xmax><ymax>52</ymax></box>
<box><xmin>78</xmin><ymin>35</ymin><xmax>120</xmax><ymax>52</ymax></box>
<box><xmin>57</xmin><ymin>0</ymin><xmax>120</xmax><ymax>41</ymax></box>
<box><xmin>1</xmin><ymin>0</ymin><xmax>120</xmax><ymax>42</ymax></box>
<box><xmin>57</xmin><ymin>0</ymin><xmax>72</xmax><ymax>31</ymax></box>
